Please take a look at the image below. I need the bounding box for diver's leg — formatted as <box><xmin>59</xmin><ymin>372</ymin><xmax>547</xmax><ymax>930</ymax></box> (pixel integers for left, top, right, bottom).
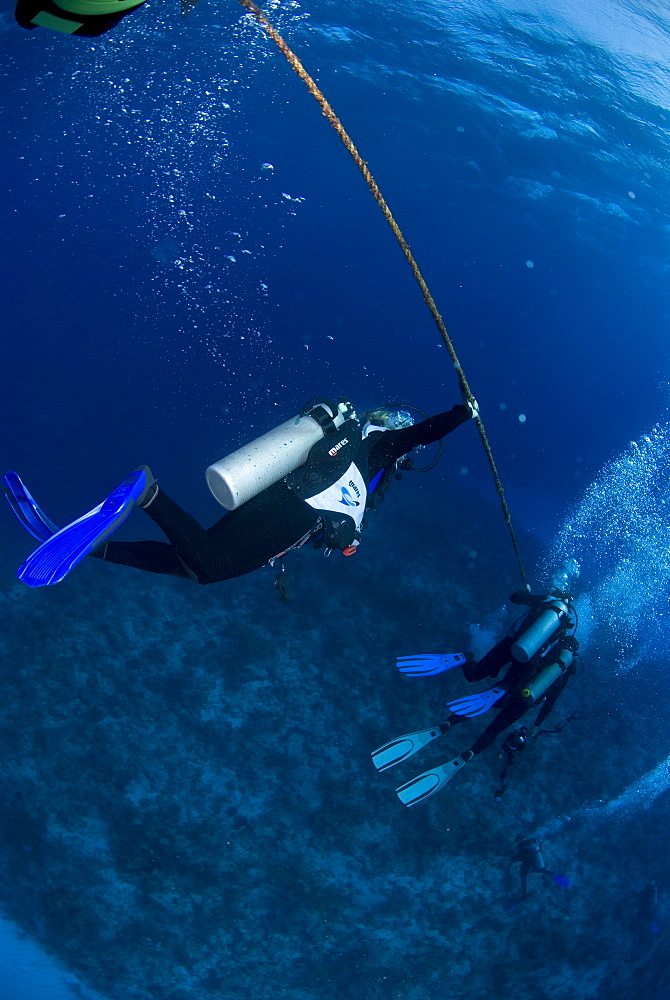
<box><xmin>94</xmin><ymin>540</ymin><xmax>190</xmax><ymax>578</ymax></box>
<box><xmin>444</xmin><ymin>713</ymin><xmax>467</xmax><ymax>731</ymax></box>
<box><xmin>139</xmin><ymin>489</ymin><xmax>233</xmax><ymax>582</ymax></box>
<box><xmin>468</xmin><ymin>698</ymin><xmax>528</xmax><ymax>756</ymax></box>
<box><xmin>102</xmin><ymin>482</ymin><xmax>319</xmax><ymax>583</ymax></box>
<box><xmin>93</xmin><ymin>489</ymin><xmax>227</xmax><ymax>583</ymax></box>
<box><xmin>464</xmin><ymin>636</ymin><xmax>515</xmax><ymax>682</ymax></box>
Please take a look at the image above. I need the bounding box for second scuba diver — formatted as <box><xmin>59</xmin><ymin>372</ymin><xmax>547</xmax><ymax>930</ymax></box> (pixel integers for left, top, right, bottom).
<box><xmin>4</xmin><ymin>395</ymin><xmax>476</xmax><ymax>588</ymax></box>
<box><xmin>372</xmin><ymin>582</ymin><xmax>580</xmax><ymax>805</ymax></box>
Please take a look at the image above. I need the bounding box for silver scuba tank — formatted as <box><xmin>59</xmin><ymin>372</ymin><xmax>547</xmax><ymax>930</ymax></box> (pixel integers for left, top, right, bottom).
<box><xmin>206</xmin><ymin>401</ymin><xmax>352</xmax><ymax>510</ymax></box>
<box><xmin>511</xmin><ymin>598</ymin><xmax>569</xmax><ymax>663</ymax></box>
<box><xmin>521</xmin><ymin>646</ymin><xmax>574</xmax><ymax>703</ymax></box>
<box><xmin>519</xmin><ymin>838</ymin><xmax>546</xmax><ymax>872</ymax></box>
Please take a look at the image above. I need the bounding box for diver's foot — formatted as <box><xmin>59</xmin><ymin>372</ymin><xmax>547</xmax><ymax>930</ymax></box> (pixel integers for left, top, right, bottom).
<box><xmin>134</xmin><ymin>466</ymin><xmax>158</xmax><ymax>508</ymax></box>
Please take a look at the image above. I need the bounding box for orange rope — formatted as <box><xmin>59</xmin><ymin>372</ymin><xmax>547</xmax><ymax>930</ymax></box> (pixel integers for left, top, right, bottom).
<box><xmin>238</xmin><ymin>0</ymin><xmax>527</xmax><ymax>587</ymax></box>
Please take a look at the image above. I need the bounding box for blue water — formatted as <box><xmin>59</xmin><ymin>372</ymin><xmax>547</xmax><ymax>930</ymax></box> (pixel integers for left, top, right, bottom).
<box><xmin>1</xmin><ymin>2</ymin><xmax>670</xmax><ymax>998</ymax></box>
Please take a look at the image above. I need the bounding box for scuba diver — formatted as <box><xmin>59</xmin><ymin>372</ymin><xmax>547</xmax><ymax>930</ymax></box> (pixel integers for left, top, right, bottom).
<box><xmin>371</xmin><ymin>582</ymin><xmax>580</xmax><ymax>806</ymax></box>
<box><xmin>513</xmin><ymin>836</ymin><xmax>569</xmax><ymax>898</ymax></box>
<box><xmin>3</xmin><ymin>396</ymin><xmax>475</xmax><ymax>588</ymax></box>
<box><xmin>14</xmin><ymin>0</ymin><xmax>147</xmax><ymax>36</ymax></box>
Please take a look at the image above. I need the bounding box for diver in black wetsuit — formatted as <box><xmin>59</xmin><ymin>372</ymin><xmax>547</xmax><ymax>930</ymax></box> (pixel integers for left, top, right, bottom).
<box><xmin>444</xmin><ymin>590</ymin><xmax>579</xmax><ymax>757</ymax></box>
<box><xmin>4</xmin><ymin>397</ymin><xmax>476</xmax><ymax>589</ymax></box>
<box><xmin>372</xmin><ymin>586</ymin><xmax>580</xmax><ymax>805</ymax></box>
<box><xmin>94</xmin><ymin>399</ymin><xmax>474</xmax><ymax>584</ymax></box>
<box><xmin>514</xmin><ymin>837</ymin><xmax>564</xmax><ymax>897</ymax></box>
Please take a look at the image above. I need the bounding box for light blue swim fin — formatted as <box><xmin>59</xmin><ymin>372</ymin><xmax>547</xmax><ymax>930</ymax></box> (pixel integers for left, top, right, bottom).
<box><xmin>446</xmin><ymin>686</ymin><xmax>506</xmax><ymax>718</ymax></box>
<box><xmin>17</xmin><ymin>470</ymin><xmax>148</xmax><ymax>588</ymax></box>
<box><xmin>396</xmin><ymin>752</ymin><xmax>474</xmax><ymax>807</ymax></box>
<box><xmin>396</xmin><ymin>653</ymin><xmax>470</xmax><ymax>676</ymax></box>
<box><xmin>3</xmin><ymin>470</ymin><xmax>58</xmax><ymax>542</ymax></box>
<box><xmin>371</xmin><ymin>723</ymin><xmax>451</xmax><ymax>772</ymax></box>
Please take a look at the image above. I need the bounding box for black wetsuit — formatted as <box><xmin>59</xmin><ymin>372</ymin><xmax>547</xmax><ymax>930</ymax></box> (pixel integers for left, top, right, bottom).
<box><xmin>98</xmin><ymin>404</ymin><xmax>470</xmax><ymax>584</ymax></box>
<box><xmin>449</xmin><ymin>592</ymin><xmax>577</xmax><ymax>756</ymax></box>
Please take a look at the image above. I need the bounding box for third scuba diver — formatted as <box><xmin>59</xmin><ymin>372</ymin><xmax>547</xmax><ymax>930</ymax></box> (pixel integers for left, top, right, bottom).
<box><xmin>4</xmin><ymin>395</ymin><xmax>476</xmax><ymax>588</ymax></box>
<box><xmin>372</xmin><ymin>576</ymin><xmax>580</xmax><ymax>806</ymax></box>
<box><xmin>513</xmin><ymin>836</ymin><xmax>569</xmax><ymax>899</ymax></box>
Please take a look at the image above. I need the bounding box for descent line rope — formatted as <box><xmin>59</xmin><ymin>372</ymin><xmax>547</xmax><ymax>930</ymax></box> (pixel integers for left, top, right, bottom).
<box><xmin>238</xmin><ymin>0</ymin><xmax>527</xmax><ymax>587</ymax></box>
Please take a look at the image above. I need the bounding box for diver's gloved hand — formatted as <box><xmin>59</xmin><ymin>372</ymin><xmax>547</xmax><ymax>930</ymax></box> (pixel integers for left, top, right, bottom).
<box><xmin>396</xmin><ymin>653</ymin><xmax>471</xmax><ymax>677</ymax></box>
<box><xmin>447</xmin><ymin>686</ymin><xmax>506</xmax><ymax>717</ymax></box>
<box><xmin>464</xmin><ymin>395</ymin><xmax>479</xmax><ymax>419</ymax></box>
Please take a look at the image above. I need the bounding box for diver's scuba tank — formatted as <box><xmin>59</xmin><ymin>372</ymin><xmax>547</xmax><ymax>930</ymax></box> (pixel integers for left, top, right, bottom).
<box><xmin>521</xmin><ymin>642</ymin><xmax>576</xmax><ymax>704</ymax></box>
<box><xmin>518</xmin><ymin>837</ymin><xmax>546</xmax><ymax>872</ymax></box>
<box><xmin>511</xmin><ymin>596</ymin><xmax>570</xmax><ymax>663</ymax></box>
<box><xmin>206</xmin><ymin>399</ymin><xmax>354</xmax><ymax>510</ymax></box>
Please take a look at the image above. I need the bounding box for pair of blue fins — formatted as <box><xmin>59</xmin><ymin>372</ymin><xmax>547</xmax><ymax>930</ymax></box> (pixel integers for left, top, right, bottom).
<box><xmin>2</xmin><ymin>469</ymin><xmax>149</xmax><ymax>587</ymax></box>
<box><xmin>372</xmin><ymin>653</ymin><xmax>506</xmax><ymax>807</ymax></box>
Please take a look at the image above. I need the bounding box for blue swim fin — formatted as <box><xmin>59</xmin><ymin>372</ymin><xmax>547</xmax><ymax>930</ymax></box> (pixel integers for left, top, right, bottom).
<box><xmin>396</xmin><ymin>752</ymin><xmax>474</xmax><ymax>807</ymax></box>
<box><xmin>17</xmin><ymin>470</ymin><xmax>147</xmax><ymax>588</ymax></box>
<box><xmin>3</xmin><ymin>471</ymin><xmax>59</xmax><ymax>541</ymax></box>
<box><xmin>396</xmin><ymin>653</ymin><xmax>470</xmax><ymax>676</ymax></box>
<box><xmin>446</xmin><ymin>686</ymin><xmax>506</xmax><ymax>718</ymax></box>
<box><xmin>371</xmin><ymin>723</ymin><xmax>451</xmax><ymax>772</ymax></box>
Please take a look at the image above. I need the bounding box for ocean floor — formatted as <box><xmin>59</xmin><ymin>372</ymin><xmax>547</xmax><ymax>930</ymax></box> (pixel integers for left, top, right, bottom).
<box><xmin>0</xmin><ymin>478</ymin><xmax>668</xmax><ymax>1000</ymax></box>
